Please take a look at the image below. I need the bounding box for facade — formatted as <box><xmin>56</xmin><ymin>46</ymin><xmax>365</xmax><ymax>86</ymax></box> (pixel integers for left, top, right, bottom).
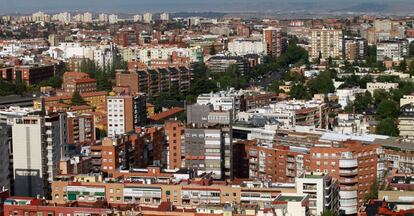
<box><xmin>310</xmin><ymin>28</ymin><xmax>344</xmax><ymax>60</ymax></box>
<box><xmin>115</xmin><ymin>67</ymin><xmax>191</xmax><ymax>97</ymax></box>
<box><xmin>400</xmin><ymin>94</ymin><xmax>414</xmax><ymax>107</ymax></box>
<box><xmin>165</xmin><ymin>121</ymin><xmax>185</xmax><ymax>170</ymax></box>
<box><xmin>296</xmin><ymin>173</ymin><xmax>340</xmax><ymax>216</ymax></box>
<box><xmin>206</xmin><ymin>55</ymin><xmax>250</xmax><ymax>75</ymax></box>
<box><xmin>263</xmin><ymin>27</ymin><xmax>283</xmax><ymax>57</ymax></box>
<box><xmin>107</xmin><ymin>94</ymin><xmax>147</xmax><ymax>137</ymax></box>
<box><xmin>377</xmin><ymin>39</ymin><xmax>408</xmax><ymax>61</ymax></box>
<box><xmin>228</xmin><ymin>39</ymin><xmax>267</xmax><ymax>56</ymax></box>
<box><xmin>0</xmin><ymin>64</ymin><xmax>56</xmax><ymax>85</ymax></box>
<box><xmin>184</xmin><ymin>125</ymin><xmax>226</xmax><ymax>179</ymax></box>
<box><xmin>67</xmin><ymin>113</ymin><xmax>95</xmax><ymax>146</ymax></box>
<box><xmin>399</xmin><ymin>104</ymin><xmax>414</xmax><ymax>141</ymax></box>
<box><xmin>62</xmin><ymin>77</ymin><xmax>97</xmax><ymax>95</ymax></box>
<box><xmin>12</xmin><ymin>113</ymin><xmax>67</xmax><ymax>197</ymax></box>
<box><xmin>344</xmin><ymin>37</ymin><xmax>368</xmax><ymax>61</ymax></box>
<box><xmin>0</xmin><ymin>124</ymin><xmax>10</xmax><ymax>190</ymax></box>
<box><xmin>366</xmin><ymin>82</ymin><xmax>399</xmax><ymax>95</ymax></box>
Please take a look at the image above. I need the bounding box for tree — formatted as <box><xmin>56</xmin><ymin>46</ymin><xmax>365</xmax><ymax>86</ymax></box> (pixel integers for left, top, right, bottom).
<box><xmin>376</xmin><ymin>118</ymin><xmax>399</xmax><ymax>136</ymax></box>
<box><xmin>71</xmin><ymin>91</ymin><xmax>87</xmax><ymax>105</ymax></box>
<box><xmin>290</xmin><ymin>84</ymin><xmax>310</xmax><ymax>100</ymax></box>
<box><xmin>269</xmin><ymin>81</ymin><xmax>282</xmax><ymax>94</ymax></box>
<box><xmin>376</xmin><ymin>99</ymin><xmax>398</xmax><ymax>120</ymax></box>
<box><xmin>399</xmin><ymin>60</ymin><xmax>407</xmax><ymax>72</ymax></box>
<box><xmin>409</xmin><ymin>41</ymin><xmax>414</xmax><ymax>58</ymax></box>
<box><xmin>209</xmin><ymin>44</ymin><xmax>216</xmax><ymax>55</ymax></box>
<box><xmin>308</xmin><ymin>70</ymin><xmax>335</xmax><ymax>95</ymax></box>
<box><xmin>365</xmin><ymin>180</ymin><xmax>379</xmax><ymax>201</ymax></box>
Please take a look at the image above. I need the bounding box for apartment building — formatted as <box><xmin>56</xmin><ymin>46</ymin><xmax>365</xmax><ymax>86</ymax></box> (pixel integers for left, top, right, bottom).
<box><xmin>237</xmin><ymin>99</ymin><xmax>329</xmax><ymax>129</ymax></box>
<box><xmin>310</xmin><ymin>28</ymin><xmax>344</xmax><ymax>60</ymax></box>
<box><xmin>50</xmin><ymin>171</ymin><xmax>298</xmax><ymax>208</ymax></box>
<box><xmin>186</xmin><ymin>104</ymin><xmax>233</xmax><ymax>179</ymax></box>
<box><xmin>34</xmin><ymin>91</ymin><xmax>108</xmax><ymax>111</ymax></box>
<box><xmin>206</xmin><ymin>55</ymin><xmax>250</xmax><ymax>75</ymax></box>
<box><xmin>344</xmin><ymin>37</ymin><xmax>368</xmax><ymax>61</ymax></box>
<box><xmin>235</xmin><ymin>138</ymin><xmax>380</xmax><ymax>215</ymax></box>
<box><xmin>12</xmin><ymin>113</ymin><xmax>67</xmax><ymax>197</ymax></box>
<box><xmin>165</xmin><ymin>121</ymin><xmax>185</xmax><ymax>170</ymax></box>
<box><xmin>377</xmin><ymin>39</ymin><xmax>408</xmax><ymax>61</ymax></box>
<box><xmin>263</xmin><ymin>27</ymin><xmax>284</xmax><ymax>57</ymax></box>
<box><xmin>366</xmin><ymin>82</ymin><xmax>399</xmax><ymax>95</ymax></box>
<box><xmin>0</xmin><ymin>64</ymin><xmax>56</xmax><ymax>85</ymax></box>
<box><xmin>399</xmin><ymin>104</ymin><xmax>414</xmax><ymax>141</ymax></box>
<box><xmin>0</xmin><ymin>124</ymin><xmax>10</xmax><ymax>190</ymax></box>
<box><xmin>196</xmin><ymin>88</ymin><xmax>244</xmax><ymax>117</ymax></box>
<box><xmin>91</xmin><ymin>127</ymin><xmax>165</xmax><ymax>174</ymax></box>
<box><xmin>66</xmin><ymin>113</ymin><xmax>95</xmax><ymax>146</ymax></box>
<box><xmin>227</xmin><ymin>38</ymin><xmax>267</xmax><ymax>56</ymax></box>
<box><xmin>184</xmin><ymin>125</ymin><xmax>228</xmax><ymax>180</ymax></box>
<box><xmin>115</xmin><ymin>67</ymin><xmax>191</xmax><ymax>97</ymax></box>
<box><xmin>400</xmin><ymin>94</ymin><xmax>414</xmax><ymax>107</ymax></box>
<box><xmin>62</xmin><ymin>77</ymin><xmax>97</xmax><ymax>95</ymax></box>
<box><xmin>296</xmin><ymin>173</ymin><xmax>340</xmax><ymax>216</ymax></box>
<box><xmin>106</xmin><ymin>94</ymin><xmax>147</xmax><ymax>137</ymax></box>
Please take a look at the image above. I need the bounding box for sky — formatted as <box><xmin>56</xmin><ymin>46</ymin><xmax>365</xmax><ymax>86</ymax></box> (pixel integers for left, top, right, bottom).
<box><xmin>0</xmin><ymin>0</ymin><xmax>413</xmax><ymax>14</ymax></box>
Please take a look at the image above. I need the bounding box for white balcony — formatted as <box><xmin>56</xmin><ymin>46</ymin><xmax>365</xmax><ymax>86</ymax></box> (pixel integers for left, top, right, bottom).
<box><xmin>340</xmin><ymin>198</ymin><xmax>357</xmax><ymax>207</ymax></box>
<box><xmin>339</xmin><ymin>159</ymin><xmax>358</xmax><ymax>168</ymax></box>
<box><xmin>339</xmin><ymin>190</ymin><xmax>357</xmax><ymax>199</ymax></box>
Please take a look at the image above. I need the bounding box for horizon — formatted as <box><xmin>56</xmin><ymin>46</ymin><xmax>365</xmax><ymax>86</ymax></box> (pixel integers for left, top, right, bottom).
<box><xmin>1</xmin><ymin>0</ymin><xmax>414</xmax><ymax>15</ymax></box>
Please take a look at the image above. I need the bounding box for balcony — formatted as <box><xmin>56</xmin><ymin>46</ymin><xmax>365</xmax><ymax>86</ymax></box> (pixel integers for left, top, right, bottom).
<box><xmin>339</xmin><ymin>177</ymin><xmax>358</xmax><ymax>184</ymax></box>
<box><xmin>339</xmin><ymin>169</ymin><xmax>358</xmax><ymax>176</ymax></box>
<box><xmin>339</xmin><ymin>198</ymin><xmax>357</xmax><ymax>207</ymax></box>
<box><xmin>339</xmin><ymin>159</ymin><xmax>358</xmax><ymax>168</ymax></box>
<box><xmin>286</xmin><ymin>164</ymin><xmax>295</xmax><ymax>170</ymax></box>
<box><xmin>339</xmin><ymin>190</ymin><xmax>357</xmax><ymax>199</ymax></box>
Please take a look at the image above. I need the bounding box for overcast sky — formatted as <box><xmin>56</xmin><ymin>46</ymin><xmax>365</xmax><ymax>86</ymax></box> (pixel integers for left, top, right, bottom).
<box><xmin>0</xmin><ymin>0</ymin><xmax>412</xmax><ymax>14</ymax></box>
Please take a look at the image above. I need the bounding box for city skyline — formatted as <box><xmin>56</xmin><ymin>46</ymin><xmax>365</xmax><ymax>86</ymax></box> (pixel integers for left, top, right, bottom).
<box><xmin>1</xmin><ymin>0</ymin><xmax>414</xmax><ymax>15</ymax></box>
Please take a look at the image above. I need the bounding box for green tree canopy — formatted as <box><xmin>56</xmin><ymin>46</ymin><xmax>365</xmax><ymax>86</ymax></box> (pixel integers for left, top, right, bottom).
<box><xmin>71</xmin><ymin>91</ymin><xmax>87</xmax><ymax>105</ymax></box>
<box><xmin>376</xmin><ymin>118</ymin><xmax>399</xmax><ymax>136</ymax></box>
<box><xmin>290</xmin><ymin>84</ymin><xmax>310</xmax><ymax>100</ymax></box>
<box><xmin>308</xmin><ymin>70</ymin><xmax>335</xmax><ymax>95</ymax></box>
<box><xmin>376</xmin><ymin>99</ymin><xmax>398</xmax><ymax>120</ymax></box>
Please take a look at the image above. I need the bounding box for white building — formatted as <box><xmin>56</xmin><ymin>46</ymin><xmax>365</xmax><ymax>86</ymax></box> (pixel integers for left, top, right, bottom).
<box><xmin>197</xmin><ymin>88</ymin><xmax>244</xmax><ymax>116</ymax></box>
<box><xmin>227</xmin><ymin>38</ymin><xmax>267</xmax><ymax>56</ymax></box>
<box><xmin>135</xmin><ymin>45</ymin><xmax>202</xmax><ymax>65</ymax></box>
<box><xmin>47</xmin><ymin>42</ymin><xmax>96</xmax><ymax>60</ymax></box>
<box><xmin>143</xmin><ymin>13</ymin><xmax>153</xmax><ymax>23</ymax></box>
<box><xmin>377</xmin><ymin>40</ymin><xmax>408</xmax><ymax>61</ymax></box>
<box><xmin>400</xmin><ymin>95</ymin><xmax>414</xmax><ymax>107</ymax></box>
<box><xmin>12</xmin><ymin>113</ymin><xmax>67</xmax><ymax>197</ymax></box>
<box><xmin>133</xmin><ymin>14</ymin><xmax>143</xmax><ymax>22</ymax></box>
<box><xmin>93</xmin><ymin>45</ymin><xmax>115</xmax><ymax>68</ymax></box>
<box><xmin>51</xmin><ymin>12</ymin><xmax>71</xmax><ymax>24</ymax></box>
<box><xmin>32</xmin><ymin>11</ymin><xmax>50</xmax><ymax>22</ymax></box>
<box><xmin>296</xmin><ymin>173</ymin><xmax>339</xmax><ymax>216</ymax></box>
<box><xmin>336</xmin><ymin>88</ymin><xmax>367</xmax><ymax>108</ymax></box>
<box><xmin>367</xmin><ymin>82</ymin><xmax>399</xmax><ymax>95</ymax></box>
<box><xmin>160</xmin><ymin>12</ymin><xmax>170</xmax><ymax>21</ymax></box>
<box><xmin>98</xmin><ymin>13</ymin><xmax>109</xmax><ymax>23</ymax></box>
<box><xmin>274</xmin><ymin>194</ymin><xmax>309</xmax><ymax>216</ymax></box>
<box><xmin>108</xmin><ymin>14</ymin><xmax>118</xmax><ymax>24</ymax></box>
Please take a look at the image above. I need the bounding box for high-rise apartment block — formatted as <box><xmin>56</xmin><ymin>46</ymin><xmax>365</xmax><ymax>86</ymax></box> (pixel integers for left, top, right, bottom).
<box><xmin>12</xmin><ymin>113</ymin><xmax>67</xmax><ymax>197</ymax></box>
<box><xmin>107</xmin><ymin>94</ymin><xmax>147</xmax><ymax>137</ymax></box>
<box><xmin>263</xmin><ymin>27</ymin><xmax>284</xmax><ymax>57</ymax></box>
<box><xmin>311</xmin><ymin>28</ymin><xmax>344</xmax><ymax>60</ymax></box>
